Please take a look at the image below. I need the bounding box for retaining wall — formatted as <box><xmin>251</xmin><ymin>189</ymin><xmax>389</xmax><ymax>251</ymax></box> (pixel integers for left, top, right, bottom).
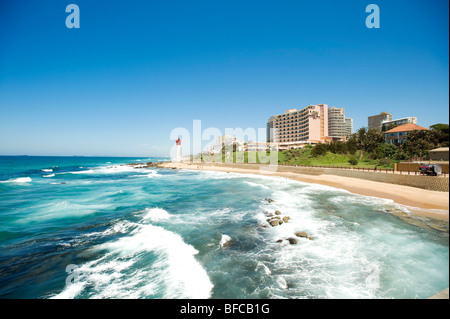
<box><xmin>396</xmin><ymin>162</ymin><xmax>449</xmax><ymax>174</ymax></box>
<box><xmin>325</xmin><ymin>168</ymin><xmax>449</xmax><ymax>192</ymax></box>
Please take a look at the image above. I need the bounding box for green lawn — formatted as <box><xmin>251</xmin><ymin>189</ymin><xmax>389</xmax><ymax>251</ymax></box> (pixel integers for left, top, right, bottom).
<box><xmin>197</xmin><ymin>149</ymin><xmax>396</xmax><ymax>169</ymax></box>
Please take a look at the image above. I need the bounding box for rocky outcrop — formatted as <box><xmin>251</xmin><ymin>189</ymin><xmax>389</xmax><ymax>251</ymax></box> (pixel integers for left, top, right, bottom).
<box><xmin>275</xmin><ymin>238</ymin><xmax>298</xmax><ymax>245</ymax></box>
<box><xmin>294</xmin><ymin>231</ymin><xmax>314</xmax><ymax>240</ymax></box>
<box><xmin>125</xmin><ymin>162</ymin><xmax>164</xmax><ymax>168</ymax></box>
<box><xmin>266</xmin><ymin>210</ymin><xmax>290</xmax><ymax>228</ymax></box>
<box><xmin>276</xmin><ymin>231</ymin><xmax>315</xmax><ymax>245</ymax></box>
<box><xmin>295</xmin><ymin>231</ymin><xmax>308</xmax><ymax>238</ymax></box>
<box><xmin>269</xmin><ymin>219</ymin><xmax>279</xmax><ymax>227</ymax></box>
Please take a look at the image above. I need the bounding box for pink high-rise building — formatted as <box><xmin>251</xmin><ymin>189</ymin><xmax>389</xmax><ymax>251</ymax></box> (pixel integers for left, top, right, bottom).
<box><xmin>267</xmin><ymin>104</ymin><xmax>329</xmax><ymax>147</ymax></box>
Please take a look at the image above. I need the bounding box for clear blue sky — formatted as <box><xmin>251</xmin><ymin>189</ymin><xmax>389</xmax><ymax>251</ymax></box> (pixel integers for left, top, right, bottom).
<box><xmin>0</xmin><ymin>0</ymin><xmax>448</xmax><ymax>157</ymax></box>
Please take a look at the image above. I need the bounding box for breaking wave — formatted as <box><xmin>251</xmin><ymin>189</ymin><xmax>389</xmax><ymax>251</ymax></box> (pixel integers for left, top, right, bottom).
<box><xmin>51</xmin><ymin>213</ymin><xmax>213</xmax><ymax>299</ymax></box>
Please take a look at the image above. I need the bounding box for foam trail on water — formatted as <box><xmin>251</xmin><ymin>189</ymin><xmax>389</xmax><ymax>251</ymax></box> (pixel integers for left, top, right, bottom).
<box><xmin>0</xmin><ymin>177</ymin><xmax>32</xmax><ymax>183</ymax></box>
<box><xmin>243</xmin><ymin>181</ymin><xmax>270</xmax><ymax>189</ymax></box>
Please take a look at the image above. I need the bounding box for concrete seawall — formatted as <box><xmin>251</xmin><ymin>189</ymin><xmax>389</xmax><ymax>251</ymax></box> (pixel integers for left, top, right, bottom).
<box><xmin>325</xmin><ymin>168</ymin><xmax>449</xmax><ymax>192</ymax></box>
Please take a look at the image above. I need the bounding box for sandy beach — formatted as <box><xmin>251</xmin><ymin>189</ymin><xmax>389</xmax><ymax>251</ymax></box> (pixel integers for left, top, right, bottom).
<box><xmin>158</xmin><ymin>162</ymin><xmax>449</xmax><ymax>222</ymax></box>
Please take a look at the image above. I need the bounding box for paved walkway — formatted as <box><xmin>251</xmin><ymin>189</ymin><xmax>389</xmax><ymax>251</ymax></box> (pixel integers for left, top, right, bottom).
<box><xmin>429</xmin><ymin>288</ymin><xmax>449</xmax><ymax>299</ymax></box>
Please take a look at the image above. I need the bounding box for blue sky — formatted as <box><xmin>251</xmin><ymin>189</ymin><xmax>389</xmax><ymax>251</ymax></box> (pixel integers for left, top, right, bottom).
<box><xmin>0</xmin><ymin>0</ymin><xmax>448</xmax><ymax>156</ymax></box>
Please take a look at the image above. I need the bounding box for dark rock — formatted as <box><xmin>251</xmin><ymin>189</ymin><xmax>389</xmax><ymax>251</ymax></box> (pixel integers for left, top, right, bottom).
<box><xmin>282</xmin><ymin>216</ymin><xmax>290</xmax><ymax>223</ymax></box>
<box><xmin>275</xmin><ymin>210</ymin><xmax>282</xmax><ymax>215</ymax></box>
<box><xmin>270</xmin><ymin>220</ymin><xmax>279</xmax><ymax>227</ymax></box>
<box><xmin>288</xmin><ymin>238</ymin><xmax>298</xmax><ymax>245</ymax></box>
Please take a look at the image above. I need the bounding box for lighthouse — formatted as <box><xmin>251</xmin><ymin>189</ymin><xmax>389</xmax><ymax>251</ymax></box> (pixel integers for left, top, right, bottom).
<box><xmin>176</xmin><ymin>137</ymin><xmax>182</xmax><ymax>162</ymax></box>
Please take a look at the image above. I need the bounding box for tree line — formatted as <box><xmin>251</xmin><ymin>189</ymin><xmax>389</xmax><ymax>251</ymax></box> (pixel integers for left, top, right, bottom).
<box><xmin>309</xmin><ymin>123</ymin><xmax>449</xmax><ymax>165</ymax></box>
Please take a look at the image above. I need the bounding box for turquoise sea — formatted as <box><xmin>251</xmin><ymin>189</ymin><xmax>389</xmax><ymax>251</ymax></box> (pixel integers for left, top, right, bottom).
<box><xmin>0</xmin><ymin>156</ymin><xmax>448</xmax><ymax>299</ymax></box>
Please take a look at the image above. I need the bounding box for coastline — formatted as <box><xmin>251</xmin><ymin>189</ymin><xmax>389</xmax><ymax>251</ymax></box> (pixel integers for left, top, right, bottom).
<box><xmin>157</xmin><ymin>162</ymin><xmax>449</xmax><ymax>222</ymax></box>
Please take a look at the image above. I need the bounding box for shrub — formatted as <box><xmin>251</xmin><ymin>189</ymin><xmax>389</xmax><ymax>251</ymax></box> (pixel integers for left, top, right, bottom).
<box><xmin>348</xmin><ymin>157</ymin><xmax>358</xmax><ymax>165</ymax></box>
<box><xmin>311</xmin><ymin>143</ymin><xmax>328</xmax><ymax>157</ymax></box>
<box><xmin>378</xmin><ymin>158</ymin><xmax>391</xmax><ymax>167</ymax></box>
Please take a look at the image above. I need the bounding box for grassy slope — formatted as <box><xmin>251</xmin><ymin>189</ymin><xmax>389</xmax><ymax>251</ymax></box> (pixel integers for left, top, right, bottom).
<box><xmin>198</xmin><ymin>149</ymin><xmax>392</xmax><ymax>168</ymax></box>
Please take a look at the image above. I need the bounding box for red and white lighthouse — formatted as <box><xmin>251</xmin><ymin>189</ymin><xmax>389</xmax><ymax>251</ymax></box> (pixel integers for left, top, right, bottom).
<box><xmin>176</xmin><ymin>137</ymin><xmax>181</xmax><ymax>162</ymax></box>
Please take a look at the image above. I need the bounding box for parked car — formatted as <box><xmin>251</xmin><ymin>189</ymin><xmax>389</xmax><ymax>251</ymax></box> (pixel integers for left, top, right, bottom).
<box><xmin>419</xmin><ymin>164</ymin><xmax>441</xmax><ymax>176</ymax></box>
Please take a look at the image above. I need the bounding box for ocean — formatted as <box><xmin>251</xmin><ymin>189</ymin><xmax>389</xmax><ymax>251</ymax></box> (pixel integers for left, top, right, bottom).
<box><xmin>0</xmin><ymin>156</ymin><xmax>448</xmax><ymax>299</ymax></box>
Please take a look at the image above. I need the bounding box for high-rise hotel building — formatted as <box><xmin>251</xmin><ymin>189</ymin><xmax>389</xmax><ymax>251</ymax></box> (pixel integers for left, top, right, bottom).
<box><xmin>328</xmin><ymin>107</ymin><xmax>353</xmax><ymax>138</ymax></box>
<box><xmin>267</xmin><ymin>104</ymin><xmax>329</xmax><ymax>145</ymax></box>
<box><xmin>328</xmin><ymin>107</ymin><xmax>346</xmax><ymax>138</ymax></box>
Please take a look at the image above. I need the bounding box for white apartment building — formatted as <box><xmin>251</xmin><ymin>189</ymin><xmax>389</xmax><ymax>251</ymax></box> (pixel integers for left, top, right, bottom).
<box><xmin>328</xmin><ymin>107</ymin><xmax>347</xmax><ymax>138</ymax></box>
<box><xmin>345</xmin><ymin>117</ymin><xmax>353</xmax><ymax>137</ymax></box>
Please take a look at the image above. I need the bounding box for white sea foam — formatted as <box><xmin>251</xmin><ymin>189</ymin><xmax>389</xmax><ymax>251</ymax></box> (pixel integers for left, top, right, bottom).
<box><xmin>264</xmin><ymin>207</ymin><xmax>383</xmax><ymax>299</ymax></box>
<box><xmin>143</xmin><ymin>208</ymin><xmax>171</xmax><ymax>222</ymax></box>
<box><xmin>43</xmin><ymin>174</ymin><xmax>55</xmax><ymax>178</ymax></box>
<box><xmin>99</xmin><ymin>166</ymin><xmax>136</xmax><ymax>173</ymax></box>
<box><xmin>256</xmin><ymin>262</ymin><xmax>271</xmax><ymax>276</ymax></box>
<box><xmin>65</xmin><ymin>165</ymin><xmax>137</xmax><ymax>175</ymax></box>
<box><xmin>68</xmin><ymin>169</ymin><xmax>95</xmax><ymax>174</ymax></box>
<box><xmin>0</xmin><ymin>177</ymin><xmax>32</xmax><ymax>183</ymax></box>
<box><xmin>276</xmin><ymin>277</ymin><xmax>288</xmax><ymax>289</ymax></box>
<box><xmin>51</xmin><ymin>223</ymin><xmax>213</xmax><ymax>299</ymax></box>
<box><xmin>41</xmin><ymin>169</ymin><xmax>53</xmax><ymax>172</ymax></box>
<box><xmin>246</xmin><ymin>177</ymin><xmax>391</xmax><ymax>299</ymax></box>
<box><xmin>219</xmin><ymin>234</ymin><xmax>232</xmax><ymax>248</ymax></box>
<box><xmin>129</xmin><ymin>170</ymin><xmax>159</xmax><ymax>178</ymax></box>
<box><xmin>101</xmin><ymin>220</ymin><xmax>136</xmax><ymax>236</ymax></box>
<box><xmin>147</xmin><ymin>170</ymin><xmax>159</xmax><ymax>178</ymax></box>
<box><xmin>243</xmin><ymin>181</ymin><xmax>270</xmax><ymax>189</ymax></box>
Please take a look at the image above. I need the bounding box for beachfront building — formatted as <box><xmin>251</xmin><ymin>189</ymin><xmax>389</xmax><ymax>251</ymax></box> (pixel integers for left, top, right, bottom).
<box><xmin>246</xmin><ymin>142</ymin><xmax>274</xmax><ymax>152</ymax></box>
<box><xmin>266</xmin><ymin>104</ymin><xmax>329</xmax><ymax>149</ymax></box>
<box><xmin>328</xmin><ymin>107</ymin><xmax>351</xmax><ymax>140</ymax></box>
<box><xmin>345</xmin><ymin>117</ymin><xmax>353</xmax><ymax>137</ymax></box>
<box><xmin>275</xmin><ymin>140</ymin><xmax>320</xmax><ymax>151</ymax></box>
<box><xmin>368</xmin><ymin>112</ymin><xmax>392</xmax><ymax>132</ymax></box>
<box><xmin>381</xmin><ymin>117</ymin><xmax>417</xmax><ymax>132</ymax></box>
<box><xmin>384</xmin><ymin>123</ymin><xmax>430</xmax><ymax>145</ymax></box>
<box><xmin>429</xmin><ymin>147</ymin><xmax>449</xmax><ymax>162</ymax></box>
<box><xmin>208</xmin><ymin>135</ymin><xmax>245</xmax><ymax>154</ymax></box>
